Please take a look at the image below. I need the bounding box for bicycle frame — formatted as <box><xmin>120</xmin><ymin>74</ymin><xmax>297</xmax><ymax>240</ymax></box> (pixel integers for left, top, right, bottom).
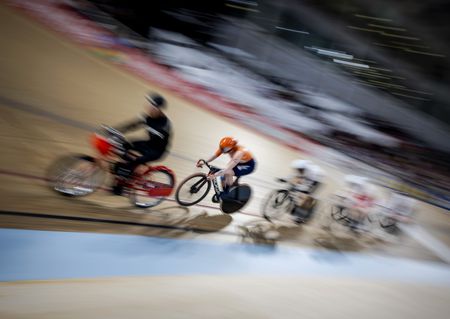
<box><xmin>277</xmin><ymin>179</ymin><xmax>311</xmax><ymax>207</ymax></box>
<box><xmin>175</xmin><ymin>159</ymin><xmax>250</xmax><ymax>212</ymax></box>
<box><xmin>197</xmin><ymin>159</ymin><xmax>244</xmax><ymax>201</ymax></box>
<box><xmin>90</xmin><ymin>127</ymin><xmax>174</xmax><ymax>196</ymax></box>
<box><xmin>197</xmin><ymin>159</ymin><xmax>222</xmax><ymax>196</ymax></box>
<box><xmin>211</xmin><ymin>175</ymin><xmax>222</xmax><ymax>196</ymax></box>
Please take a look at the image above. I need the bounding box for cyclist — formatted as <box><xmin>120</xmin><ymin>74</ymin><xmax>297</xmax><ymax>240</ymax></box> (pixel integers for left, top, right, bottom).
<box><xmin>112</xmin><ymin>93</ymin><xmax>171</xmax><ymax>195</ymax></box>
<box><xmin>289</xmin><ymin>159</ymin><xmax>324</xmax><ymax>195</ymax></box>
<box><xmin>286</xmin><ymin>159</ymin><xmax>324</xmax><ymax>222</ymax></box>
<box><xmin>338</xmin><ymin>175</ymin><xmax>376</xmax><ymax>229</ymax></box>
<box><xmin>197</xmin><ymin>136</ymin><xmax>256</xmax><ymax>202</ymax></box>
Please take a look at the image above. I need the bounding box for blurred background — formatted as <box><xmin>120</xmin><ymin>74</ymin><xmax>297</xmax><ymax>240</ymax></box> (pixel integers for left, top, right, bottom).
<box><xmin>80</xmin><ymin>0</ymin><xmax>450</xmax><ymax>204</ymax></box>
<box><xmin>0</xmin><ymin>0</ymin><xmax>449</xmax><ymax>318</ymax></box>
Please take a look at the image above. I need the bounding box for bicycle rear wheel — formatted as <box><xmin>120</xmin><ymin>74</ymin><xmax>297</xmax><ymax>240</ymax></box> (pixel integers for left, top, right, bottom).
<box><xmin>130</xmin><ymin>168</ymin><xmax>175</xmax><ymax>208</ymax></box>
<box><xmin>331</xmin><ymin>206</ymin><xmax>356</xmax><ymax>229</ymax></box>
<box><xmin>47</xmin><ymin>154</ymin><xmax>104</xmax><ymax>196</ymax></box>
<box><xmin>262</xmin><ymin>190</ymin><xmax>294</xmax><ymax>222</ymax></box>
<box><xmin>221</xmin><ymin>184</ymin><xmax>252</xmax><ymax>214</ymax></box>
<box><xmin>379</xmin><ymin>216</ymin><xmax>397</xmax><ymax>229</ymax></box>
<box><xmin>175</xmin><ymin>173</ymin><xmax>211</xmax><ymax>206</ymax></box>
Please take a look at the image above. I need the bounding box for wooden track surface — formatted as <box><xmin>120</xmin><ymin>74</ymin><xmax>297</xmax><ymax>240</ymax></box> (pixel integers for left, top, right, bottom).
<box><xmin>0</xmin><ymin>276</ymin><xmax>449</xmax><ymax>319</ymax></box>
<box><xmin>0</xmin><ymin>3</ymin><xmax>448</xmax><ymax>261</ymax></box>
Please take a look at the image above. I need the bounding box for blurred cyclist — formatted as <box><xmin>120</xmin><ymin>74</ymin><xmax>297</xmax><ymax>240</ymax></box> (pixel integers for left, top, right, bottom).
<box><xmin>286</xmin><ymin>159</ymin><xmax>324</xmax><ymax>220</ymax></box>
<box><xmin>289</xmin><ymin>159</ymin><xmax>324</xmax><ymax>197</ymax></box>
<box><xmin>197</xmin><ymin>137</ymin><xmax>256</xmax><ymax>202</ymax></box>
<box><xmin>338</xmin><ymin>175</ymin><xmax>376</xmax><ymax>229</ymax></box>
<box><xmin>112</xmin><ymin>93</ymin><xmax>171</xmax><ymax>195</ymax></box>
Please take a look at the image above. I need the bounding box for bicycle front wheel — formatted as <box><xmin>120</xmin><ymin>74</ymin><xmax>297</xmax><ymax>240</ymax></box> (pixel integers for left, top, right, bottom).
<box><xmin>175</xmin><ymin>173</ymin><xmax>211</xmax><ymax>206</ymax></box>
<box><xmin>130</xmin><ymin>168</ymin><xmax>175</xmax><ymax>208</ymax></box>
<box><xmin>331</xmin><ymin>205</ymin><xmax>350</xmax><ymax>222</ymax></box>
<box><xmin>262</xmin><ymin>190</ymin><xmax>294</xmax><ymax>222</ymax></box>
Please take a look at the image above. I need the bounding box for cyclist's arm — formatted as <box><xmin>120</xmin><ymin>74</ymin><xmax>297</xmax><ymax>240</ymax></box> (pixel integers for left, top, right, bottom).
<box><xmin>209</xmin><ymin>151</ymin><xmax>244</xmax><ymax>177</ymax></box>
<box><xmin>146</xmin><ymin>119</ymin><xmax>170</xmax><ymax>142</ymax></box>
<box><xmin>205</xmin><ymin>149</ymin><xmax>221</xmax><ymax>163</ymax></box>
<box><xmin>224</xmin><ymin>150</ymin><xmax>244</xmax><ymax>171</ymax></box>
<box><xmin>289</xmin><ymin>175</ymin><xmax>303</xmax><ymax>185</ymax></box>
<box><xmin>115</xmin><ymin>114</ymin><xmax>145</xmax><ymax>133</ymax></box>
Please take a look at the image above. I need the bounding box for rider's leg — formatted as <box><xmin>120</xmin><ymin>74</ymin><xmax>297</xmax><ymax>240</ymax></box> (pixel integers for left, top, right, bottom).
<box><xmin>223</xmin><ymin>170</ymin><xmax>235</xmax><ymax>188</ymax></box>
<box><xmin>350</xmin><ymin>208</ymin><xmax>366</xmax><ymax>228</ymax></box>
<box><xmin>112</xmin><ymin>142</ymin><xmax>163</xmax><ymax>194</ymax></box>
<box><xmin>301</xmin><ymin>182</ymin><xmax>320</xmax><ymax>209</ymax></box>
<box><xmin>122</xmin><ymin>142</ymin><xmax>164</xmax><ymax>175</ymax></box>
<box><xmin>293</xmin><ymin>186</ymin><xmax>310</xmax><ymax>207</ymax></box>
<box><xmin>231</xmin><ymin>159</ymin><xmax>256</xmax><ymax>182</ymax></box>
<box><xmin>218</xmin><ymin>169</ymin><xmax>235</xmax><ymax>196</ymax></box>
<box><xmin>114</xmin><ymin>141</ymin><xmax>140</xmax><ymax>178</ymax></box>
<box><xmin>220</xmin><ymin>160</ymin><xmax>256</xmax><ymax>199</ymax></box>
<box><xmin>293</xmin><ymin>191</ymin><xmax>305</xmax><ymax>207</ymax></box>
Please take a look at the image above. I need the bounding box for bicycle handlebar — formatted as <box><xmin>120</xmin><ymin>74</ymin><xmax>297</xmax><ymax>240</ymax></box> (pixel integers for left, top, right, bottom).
<box><xmin>198</xmin><ymin>159</ymin><xmax>222</xmax><ymax>174</ymax></box>
<box><xmin>97</xmin><ymin>125</ymin><xmax>130</xmax><ymax>155</ymax></box>
<box><xmin>198</xmin><ymin>159</ymin><xmax>211</xmax><ymax>169</ymax></box>
<box><xmin>101</xmin><ymin>125</ymin><xmax>125</xmax><ymax>139</ymax></box>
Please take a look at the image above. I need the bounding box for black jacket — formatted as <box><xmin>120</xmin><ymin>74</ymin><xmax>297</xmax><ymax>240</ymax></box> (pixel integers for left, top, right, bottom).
<box><xmin>117</xmin><ymin>113</ymin><xmax>171</xmax><ymax>151</ymax></box>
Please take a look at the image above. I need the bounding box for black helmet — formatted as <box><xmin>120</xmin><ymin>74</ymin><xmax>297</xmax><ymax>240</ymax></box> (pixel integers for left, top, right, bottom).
<box><xmin>145</xmin><ymin>93</ymin><xmax>166</xmax><ymax>108</ymax></box>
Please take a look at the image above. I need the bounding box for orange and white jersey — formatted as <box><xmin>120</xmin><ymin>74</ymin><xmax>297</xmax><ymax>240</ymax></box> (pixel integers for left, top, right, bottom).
<box><xmin>215</xmin><ymin>146</ymin><xmax>253</xmax><ymax>163</ymax></box>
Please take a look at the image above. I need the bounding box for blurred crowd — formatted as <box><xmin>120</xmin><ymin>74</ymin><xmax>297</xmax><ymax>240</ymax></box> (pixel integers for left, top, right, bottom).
<box><xmin>328</xmin><ymin>133</ymin><xmax>450</xmax><ymax>196</ymax></box>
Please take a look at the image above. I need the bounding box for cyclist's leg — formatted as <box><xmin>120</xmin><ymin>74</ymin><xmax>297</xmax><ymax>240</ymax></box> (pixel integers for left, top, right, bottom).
<box><xmin>112</xmin><ymin>142</ymin><xmax>163</xmax><ymax>194</ymax></box>
<box><xmin>296</xmin><ymin>180</ymin><xmax>320</xmax><ymax>203</ymax></box>
<box><xmin>114</xmin><ymin>140</ymin><xmax>140</xmax><ymax>177</ymax></box>
<box><xmin>291</xmin><ymin>190</ymin><xmax>305</xmax><ymax>207</ymax></box>
<box><xmin>219</xmin><ymin>159</ymin><xmax>256</xmax><ymax>199</ymax></box>
<box><xmin>232</xmin><ymin>159</ymin><xmax>256</xmax><ymax>180</ymax></box>
<box><xmin>226</xmin><ymin>159</ymin><xmax>255</xmax><ymax>190</ymax></box>
<box><xmin>348</xmin><ymin>206</ymin><xmax>368</xmax><ymax>230</ymax></box>
<box><xmin>223</xmin><ymin>170</ymin><xmax>235</xmax><ymax>190</ymax></box>
<box><xmin>128</xmin><ymin>142</ymin><xmax>164</xmax><ymax>173</ymax></box>
<box><xmin>302</xmin><ymin>182</ymin><xmax>321</xmax><ymax>209</ymax></box>
<box><xmin>111</xmin><ymin>141</ymin><xmax>140</xmax><ymax>194</ymax></box>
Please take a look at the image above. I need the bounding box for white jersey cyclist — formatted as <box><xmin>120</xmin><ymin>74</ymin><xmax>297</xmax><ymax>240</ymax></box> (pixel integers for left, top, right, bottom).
<box><xmin>290</xmin><ymin>159</ymin><xmax>324</xmax><ymax>194</ymax></box>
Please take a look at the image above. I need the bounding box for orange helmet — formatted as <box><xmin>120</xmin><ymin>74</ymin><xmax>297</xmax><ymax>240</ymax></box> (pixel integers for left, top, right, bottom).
<box><xmin>219</xmin><ymin>136</ymin><xmax>237</xmax><ymax>153</ymax></box>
